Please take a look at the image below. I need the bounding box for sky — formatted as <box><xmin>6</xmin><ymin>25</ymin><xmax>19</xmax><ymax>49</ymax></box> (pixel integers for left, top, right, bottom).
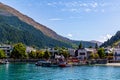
<box><xmin>0</xmin><ymin>0</ymin><xmax>120</xmax><ymax>42</ymax></box>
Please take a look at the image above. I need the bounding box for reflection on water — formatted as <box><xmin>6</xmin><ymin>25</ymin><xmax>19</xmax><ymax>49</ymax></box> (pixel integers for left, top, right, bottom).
<box><xmin>0</xmin><ymin>63</ymin><xmax>120</xmax><ymax>80</ymax></box>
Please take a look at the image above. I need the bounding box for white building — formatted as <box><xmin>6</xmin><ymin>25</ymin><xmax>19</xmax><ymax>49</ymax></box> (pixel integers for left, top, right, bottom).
<box><xmin>0</xmin><ymin>45</ymin><xmax>13</xmax><ymax>56</ymax></box>
<box><xmin>75</xmin><ymin>48</ymin><xmax>97</xmax><ymax>60</ymax></box>
<box><xmin>104</xmin><ymin>48</ymin><xmax>113</xmax><ymax>54</ymax></box>
<box><xmin>113</xmin><ymin>48</ymin><xmax>120</xmax><ymax>61</ymax></box>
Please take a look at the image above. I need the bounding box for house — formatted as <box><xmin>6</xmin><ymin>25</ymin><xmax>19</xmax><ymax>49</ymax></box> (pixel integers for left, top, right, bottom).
<box><xmin>42</xmin><ymin>48</ymin><xmax>59</xmax><ymax>59</ymax></box>
<box><xmin>104</xmin><ymin>48</ymin><xmax>113</xmax><ymax>55</ymax></box>
<box><xmin>68</xmin><ymin>48</ymin><xmax>75</xmax><ymax>56</ymax></box>
<box><xmin>0</xmin><ymin>45</ymin><xmax>13</xmax><ymax>56</ymax></box>
<box><xmin>75</xmin><ymin>48</ymin><xmax>97</xmax><ymax>60</ymax></box>
<box><xmin>113</xmin><ymin>48</ymin><xmax>120</xmax><ymax>61</ymax></box>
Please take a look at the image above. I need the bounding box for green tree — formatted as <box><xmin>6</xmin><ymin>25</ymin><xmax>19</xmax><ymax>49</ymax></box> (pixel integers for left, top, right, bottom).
<box><xmin>10</xmin><ymin>43</ymin><xmax>27</xmax><ymax>59</ymax></box>
<box><xmin>28</xmin><ymin>51</ymin><xmax>36</xmax><ymax>59</ymax></box>
<box><xmin>98</xmin><ymin>48</ymin><xmax>106</xmax><ymax>59</ymax></box>
<box><xmin>89</xmin><ymin>46</ymin><xmax>92</xmax><ymax>48</ymax></box>
<box><xmin>94</xmin><ymin>53</ymin><xmax>99</xmax><ymax>59</ymax></box>
<box><xmin>36</xmin><ymin>50</ymin><xmax>44</xmax><ymax>59</ymax></box>
<box><xmin>43</xmin><ymin>50</ymin><xmax>51</xmax><ymax>59</ymax></box>
<box><xmin>0</xmin><ymin>49</ymin><xmax>6</xmax><ymax>59</ymax></box>
<box><xmin>79</xmin><ymin>42</ymin><xmax>83</xmax><ymax>49</ymax></box>
<box><xmin>89</xmin><ymin>53</ymin><xmax>95</xmax><ymax>59</ymax></box>
<box><xmin>107</xmin><ymin>53</ymin><xmax>113</xmax><ymax>60</ymax></box>
<box><xmin>61</xmin><ymin>50</ymin><xmax>69</xmax><ymax>58</ymax></box>
<box><xmin>95</xmin><ymin>43</ymin><xmax>98</xmax><ymax>49</ymax></box>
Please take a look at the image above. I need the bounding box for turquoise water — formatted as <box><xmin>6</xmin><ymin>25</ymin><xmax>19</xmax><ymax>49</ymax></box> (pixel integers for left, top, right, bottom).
<box><xmin>0</xmin><ymin>63</ymin><xmax>120</xmax><ymax>80</ymax></box>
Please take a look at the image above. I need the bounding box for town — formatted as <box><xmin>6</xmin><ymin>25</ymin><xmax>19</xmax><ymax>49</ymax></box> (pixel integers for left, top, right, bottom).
<box><xmin>0</xmin><ymin>42</ymin><xmax>120</xmax><ymax>67</ymax></box>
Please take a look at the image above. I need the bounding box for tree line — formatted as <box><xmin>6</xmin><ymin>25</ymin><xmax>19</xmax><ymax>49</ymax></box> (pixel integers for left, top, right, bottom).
<box><xmin>0</xmin><ymin>43</ymin><xmax>69</xmax><ymax>59</ymax></box>
<box><xmin>0</xmin><ymin>43</ymin><xmax>113</xmax><ymax>60</ymax></box>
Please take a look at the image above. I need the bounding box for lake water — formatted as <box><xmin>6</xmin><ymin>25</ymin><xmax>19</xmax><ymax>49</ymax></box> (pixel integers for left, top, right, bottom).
<box><xmin>0</xmin><ymin>63</ymin><xmax>120</xmax><ymax>80</ymax></box>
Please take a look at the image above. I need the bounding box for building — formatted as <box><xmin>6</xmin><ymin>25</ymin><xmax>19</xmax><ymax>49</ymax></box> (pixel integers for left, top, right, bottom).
<box><xmin>0</xmin><ymin>45</ymin><xmax>13</xmax><ymax>56</ymax></box>
<box><xmin>113</xmin><ymin>48</ymin><xmax>120</xmax><ymax>61</ymax></box>
<box><xmin>26</xmin><ymin>47</ymin><xmax>36</xmax><ymax>53</ymax></box>
<box><xmin>104</xmin><ymin>48</ymin><xmax>113</xmax><ymax>55</ymax></box>
<box><xmin>75</xmin><ymin>48</ymin><xmax>97</xmax><ymax>60</ymax></box>
<box><xmin>68</xmin><ymin>48</ymin><xmax>75</xmax><ymax>56</ymax></box>
<box><xmin>42</xmin><ymin>48</ymin><xmax>59</xmax><ymax>59</ymax></box>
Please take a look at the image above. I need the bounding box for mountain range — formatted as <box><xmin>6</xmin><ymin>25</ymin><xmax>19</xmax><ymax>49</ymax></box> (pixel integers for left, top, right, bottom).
<box><xmin>101</xmin><ymin>31</ymin><xmax>120</xmax><ymax>47</ymax></box>
<box><xmin>0</xmin><ymin>2</ymin><xmax>100</xmax><ymax>48</ymax></box>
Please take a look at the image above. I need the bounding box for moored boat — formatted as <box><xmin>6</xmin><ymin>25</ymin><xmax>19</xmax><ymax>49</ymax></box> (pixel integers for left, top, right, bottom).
<box><xmin>35</xmin><ymin>60</ymin><xmax>51</xmax><ymax>67</ymax></box>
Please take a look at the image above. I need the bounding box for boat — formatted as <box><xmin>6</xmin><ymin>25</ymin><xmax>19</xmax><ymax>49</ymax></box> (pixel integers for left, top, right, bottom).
<box><xmin>35</xmin><ymin>60</ymin><xmax>51</xmax><ymax>67</ymax></box>
<box><xmin>58</xmin><ymin>62</ymin><xmax>66</xmax><ymax>67</ymax></box>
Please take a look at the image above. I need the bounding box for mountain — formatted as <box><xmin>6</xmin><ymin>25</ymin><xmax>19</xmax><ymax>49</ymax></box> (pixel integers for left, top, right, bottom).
<box><xmin>0</xmin><ymin>2</ymin><xmax>96</xmax><ymax>48</ymax></box>
<box><xmin>101</xmin><ymin>31</ymin><xmax>120</xmax><ymax>47</ymax></box>
<box><xmin>90</xmin><ymin>40</ymin><xmax>103</xmax><ymax>46</ymax></box>
<box><xmin>72</xmin><ymin>40</ymin><xmax>97</xmax><ymax>48</ymax></box>
<box><xmin>0</xmin><ymin>2</ymin><xmax>70</xmax><ymax>42</ymax></box>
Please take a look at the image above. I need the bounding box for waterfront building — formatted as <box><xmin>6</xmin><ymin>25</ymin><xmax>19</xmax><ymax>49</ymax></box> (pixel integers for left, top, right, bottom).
<box><xmin>0</xmin><ymin>45</ymin><xmax>13</xmax><ymax>56</ymax></box>
<box><xmin>113</xmin><ymin>48</ymin><xmax>120</xmax><ymax>61</ymax></box>
<box><xmin>75</xmin><ymin>48</ymin><xmax>97</xmax><ymax>60</ymax></box>
<box><xmin>43</xmin><ymin>48</ymin><xmax>59</xmax><ymax>58</ymax></box>
<box><xmin>105</xmin><ymin>48</ymin><xmax>113</xmax><ymax>55</ymax></box>
<box><xmin>68</xmin><ymin>48</ymin><xmax>75</xmax><ymax>56</ymax></box>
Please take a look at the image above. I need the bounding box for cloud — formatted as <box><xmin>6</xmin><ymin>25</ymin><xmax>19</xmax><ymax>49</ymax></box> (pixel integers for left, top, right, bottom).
<box><xmin>46</xmin><ymin>1</ymin><xmax>112</xmax><ymax>13</ymax></box>
<box><xmin>99</xmin><ymin>34</ymin><xmax>112</xmax><ymax>42</ymax></box>
<box><xmin>48</xmin><ymin>18</ymin><xmax>63</xmax><ymax>21</ymax></box>
<box><xmin>67</xmin><ymin>33</ymin><xmax>73</xmax><ymax>37</ymax></box>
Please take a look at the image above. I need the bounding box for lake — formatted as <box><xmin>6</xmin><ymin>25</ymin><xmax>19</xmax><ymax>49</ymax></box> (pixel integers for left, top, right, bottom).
<box><xmin>0</xmin><ymin>63</ymin><xmax>120</xmax><ymax>80</ymax></box>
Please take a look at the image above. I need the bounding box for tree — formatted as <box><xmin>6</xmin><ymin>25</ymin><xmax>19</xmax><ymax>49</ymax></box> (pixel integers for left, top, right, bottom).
<box><xmin>60</xmin><ymin>50</ymin><xmax>69</xmax><ymax>58</ymax></box>
<box><xmin>89</xmin><ymin>46</ymin><xmax>92</xmax><ymax>48</ymax></box>
<box><xmin>107</xmin><ymin>53</ymin><xmax>113</xmax><ymax>60</ymax></box>
<box><xmin>36</xmin><ymin>50</ymin><xmax>44</xmax><ymax>59</ymax></box>
<box><xmin>0</xmin><ymin>49</ymin><xmax>6</xmax><ymax>59</ymax></box>
<box><xmin>79</xmin><ymin>42</ymin><xmax>83</xmax><ymax>49</ymax></box>
<box><xmin>89</xmin><ymin>53</ymin><xmax>99</xmax><ymax>60</ymax></box>
<box><xmin>28</xmin><ymin>51</ymin><xmax>36</xmax><ymax>59</ymax></box>
<box><xmin>10</xmin><ymin>43</ymin><xmax>27</xmax><ymax>59</ymax></box>
<box><xmin>89</xmin><ymin>53</ymin><xmax>95</xmax><ymax>59</ymax></box>
<box><xmin>98</xmin><ymin>48</ymin><xmax>106</xmax><ymax>59</ymax></box>
<box><xmin>94</xmin><ymin>53</ymin><xmax>99</xmax><ymax>59</ymax></box>
<box><xmin>95</xmin><ymin>43</ymin><xmax>98</xmax><ymax>49</ymax></box>
<box><xmin>43</xmin><ymin>50</ymin><xmax>51</xmax><ymax>59</ymax></box>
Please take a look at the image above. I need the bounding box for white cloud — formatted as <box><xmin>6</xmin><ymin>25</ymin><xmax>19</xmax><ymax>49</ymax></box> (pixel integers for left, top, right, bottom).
<box><xmin>67</xmin><ymin>33</ymin><xmax>73</xmax><ymax>37</ymax></box>
<box><xmin>48</xmin><ymin>18</ymin><xmax>63</xmax><ymax>21</ymax></box>
<box><xmin>99</xmin><ymin>34</ymin><xmax>112</xmax><ymax>42</ymax></box>
<box><xmin>46</xmin><ymin>1</ymin><xmax>112</xmax><ymax>13</ymax></box>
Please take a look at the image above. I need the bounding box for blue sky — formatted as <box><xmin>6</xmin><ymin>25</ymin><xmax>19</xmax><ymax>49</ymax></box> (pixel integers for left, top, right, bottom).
<box><xmin>0</xmin><ymin>0</ymin><xmax>120</xmax><ymax>42</ymax></box>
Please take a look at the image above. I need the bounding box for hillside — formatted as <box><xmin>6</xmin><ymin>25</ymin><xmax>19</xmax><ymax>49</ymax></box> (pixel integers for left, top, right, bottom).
<box><xmin>0</xmin><ymin>2</ymin><xmax>97</xmax><ymax>48</ymax></box>
<box><xmin>101</xmin><ymin>31</ymin><xmax>120</xmax><ymax>47</ymax></box>
<box><xmin>0</xmin><ymin>2</ymin><xmax>70</xmax><ymax>42</ymax></box>
<box><xmin>0</xmin><ymin>15</ymin><xmax>73</xmax><ymax>48</ymax></box>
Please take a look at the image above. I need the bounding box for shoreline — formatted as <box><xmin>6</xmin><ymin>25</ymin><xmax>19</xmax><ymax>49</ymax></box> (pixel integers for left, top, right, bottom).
<box><xmin>95</xmin><ymin>63</ymin><xmax>120</xmax><ymax>67</ymax></box>
<box><xmin>1</xmin><ymin>59</ymin><xmax>120</xmax><ymax>67</ymax></box>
